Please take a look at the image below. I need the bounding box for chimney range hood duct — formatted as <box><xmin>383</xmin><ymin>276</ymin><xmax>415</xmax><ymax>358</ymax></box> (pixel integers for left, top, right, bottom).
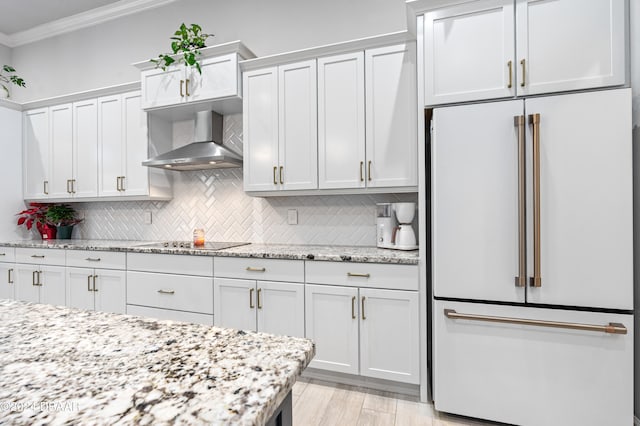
<box><xmin>142</xmin><ymin>111</ymin><xmax>242</xmax><ymax>171</ymax></box>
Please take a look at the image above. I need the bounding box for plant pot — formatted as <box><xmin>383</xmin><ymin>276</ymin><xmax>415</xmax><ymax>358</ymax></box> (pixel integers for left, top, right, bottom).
<box><xmin>56</xmin><ymin>225</ymin><xmax>74</xmax><ymax>239</ymax></box>
<box><xmin>38</xmin><ymin>224</ymin><xmax>57</xmax><ymax>240</ymax></box>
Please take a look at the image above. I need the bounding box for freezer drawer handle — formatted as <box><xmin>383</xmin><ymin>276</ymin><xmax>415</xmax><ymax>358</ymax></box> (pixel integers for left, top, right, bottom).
<box><xmin>444</xmin><ymin>309</ymin><xmax>627</xmax><ymax>335</ymax></box>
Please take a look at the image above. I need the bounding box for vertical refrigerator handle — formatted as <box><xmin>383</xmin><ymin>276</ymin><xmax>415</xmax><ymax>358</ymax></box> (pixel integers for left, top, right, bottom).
<box><xmin>529</xmin><ymin>113</ymin><xmax>542</xmax><ymax>288</ymax></box>
<box><xmin>514</xmin><ymin>115</ymin><xmax>526</xmax><ymax>287</ymax></box>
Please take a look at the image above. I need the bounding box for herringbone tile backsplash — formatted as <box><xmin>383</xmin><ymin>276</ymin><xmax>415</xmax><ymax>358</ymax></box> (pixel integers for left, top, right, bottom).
<box><xmin>74</xmin><ymin>114</ymin><xmax>418</xmax><ymax>246</ymax></box>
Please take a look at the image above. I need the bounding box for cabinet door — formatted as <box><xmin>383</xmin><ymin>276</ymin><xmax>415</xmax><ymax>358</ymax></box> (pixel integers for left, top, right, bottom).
<box><xmin>66</xmin><ymin>267</ymin><xmax>95</xmax><ymax>311</ymax></box>
<box><xmin>359</xmin><ymin>288</ymin><xmax>419</xmax><ymax>384</ymax></box>
<box><xmin>72</xmin><ymin>99</ymin><xmax>98</xmax><ymax>198</ymax></box>
<box><xmin>39</xmin><ymin>265</ymin><xmax>66</xmax><ymax>306</ymax></box>
<box><xmin>23</xmin><ymin>108</ymin><xmax>50</xmax><ymax>199</ymax></box>
<box><xmin>121</xmin><ymin>91</ymin><xmax>149</xmax><ymax>196</ymax></box>
<box><xmin>256</xmin><ymin>281</ymin><xmax>304</xmax><ymax>337</ymax></box>
<box><xmin>140</xmin><ymin>66</ymin><xmax>185</xmax><ymax>109</ymax></box>
<box><xmin>305</xmin><ymin>284</ymin><xmax>359</xmax><ymax>375</ymax></box>
<box><xmin>0</xmin><ymin>264</ymin><xmax>15</xmax><ymax>300</ymax></box>
<box><xmin>434</xmin><ymin>300</ymin><xmax>633</xmax><ymax>426</ymax></box>
<box><xmin>49</xmin><ymin>103</ymin><xmax>74</xmax><ymax>198</ymax></box>
<box><xmin>278</xmin><ymin>60</ymin><xmax>318</xmax><ymax>190</ymax></box>
<box><xmin>14</xmin><ymin>265</ymin><xmax>39</xmax><ymax>303</ymax></box>
<box><xmin>525</xmin><ymin>89</ymin><xmax>632</xmax><ymax>310</ymax></box>
<box><xmin>94</xmin><ymin>269</ymin><xmax>126</xmax><ymax>314</ymax></box>
<box><xmin>243</xmin><ymin>67</ymin><xmax>279</xmax><ymax>192</ymax></box>
<box><xmin>214</xmin><ymin>278</ymin><xmax>256</xmax><ymax>331</ymax></box>
<box><xmin>432</xmin><ymin>100</ymin><xmax>524</xmax><ymax>303</ymax></box>
<box><xmin>423</xmin><ymin>0</ymin><xmax>515</xmax><ymax>105</ymax></box>
<box><xmin>317</xmin><ymin>52</ymin><xmax>365</xmax><ymax>189</ymax></box>
<box><xmin>365</xmin><ymin>43</ymin><xmax>418</xmax><ymax>188</ymax></box>
<box><xmin>516</xmin><ymin>0</ymin><xmax>626</xmax><ymax>96</ymax></box>
<box><xmin>189</xmin><ymin>53</ymin><xmax>239</xmax><ymax>102</ymax></box>
<box><xmin>97</xmin><ymin>95</ymin><xmax>123</xmax><ymax>197</ymax></box>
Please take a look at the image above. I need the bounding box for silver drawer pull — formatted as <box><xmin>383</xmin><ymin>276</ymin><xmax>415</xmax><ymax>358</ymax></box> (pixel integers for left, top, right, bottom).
<box><xmin>444</xmin><ymin>309</ymin><xmax>627</xmax><ymax>335</ymax></box>
<box><xmin>85</xmin><ymin>257</ymin><xmax>101</xmax><ymax>262</ymax></box>
<box><xmin>347</xmin><ymin>272</ymin><xmax>370</xmax><ymax>278</ymax></box>
<box><xmin>0</xmin><ymin>253</ymin><xmax>5</xmax><ymax>256</ymax></box>
<box><xmin>246</xmin><ymin>267</ymin><xmax>266</xmax><ymax>272</ymax></box>
<box><xmin>31</xmin><ymin>255</ymin><xmax>45</xmax><ymax>258</ymax></box>
<box><xmin>157</xmin><ymin>289</ymin><xmax>175</xmax><ymax>295</ymax></box>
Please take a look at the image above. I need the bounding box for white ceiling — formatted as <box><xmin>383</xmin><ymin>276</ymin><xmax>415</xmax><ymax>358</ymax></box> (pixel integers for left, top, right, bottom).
<box><xmin>0</xmin><ymin>0</ymin><xmax>178</xmax><ymax>47</ymax></box>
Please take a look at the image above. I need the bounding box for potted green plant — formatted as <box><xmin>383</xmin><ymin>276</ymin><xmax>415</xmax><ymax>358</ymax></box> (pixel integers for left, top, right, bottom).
<box><xmin>150</xmin><ymin>23</ymin><xmax>214</xmax><ymax>74</ymax></box>
<box><xmin>45</xmin><ymin>204</ymin><xmax>83</xmax><ymax>239</ymax></box>
<box><xmin>16</xmin><ymin>203</ymin><xmax>56</xmax><ymax>239</ymax></box>
<box><xmin>1</xmin><ymin>65</ymin><xmax>26</xmax><ymax>98</ymax></box>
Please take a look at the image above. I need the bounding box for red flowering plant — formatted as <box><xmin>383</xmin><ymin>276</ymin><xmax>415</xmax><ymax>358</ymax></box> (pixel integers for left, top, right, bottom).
<box><xmin>16</xmin><ymin>203</ymin><xmax>54</xmax><ymax>234</ymax></box>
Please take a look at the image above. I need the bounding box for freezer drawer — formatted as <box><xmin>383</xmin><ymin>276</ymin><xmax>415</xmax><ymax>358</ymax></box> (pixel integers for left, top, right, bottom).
<box><xmin>433</xmin><ymin>300</ymin><xmax>632</xmax><ymax>426</ymax></box>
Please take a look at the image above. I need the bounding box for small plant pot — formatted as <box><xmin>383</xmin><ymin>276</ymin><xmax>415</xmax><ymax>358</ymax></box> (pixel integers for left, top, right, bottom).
<box><xmin>39</xmin><ymin>225</ymin><xmax>57</xmax><ymax>240</ymax></box>
<box><xmin>56</xmin><ymin>225</ymin><xmax>74</xmax><ymax>239</ymax></box>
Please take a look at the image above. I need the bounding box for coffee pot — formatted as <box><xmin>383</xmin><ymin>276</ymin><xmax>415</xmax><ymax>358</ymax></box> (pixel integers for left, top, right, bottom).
<box><xmin>376</xmin><ymin>202</ymin><xmax>418</xmax><ymax>250</ymax></box>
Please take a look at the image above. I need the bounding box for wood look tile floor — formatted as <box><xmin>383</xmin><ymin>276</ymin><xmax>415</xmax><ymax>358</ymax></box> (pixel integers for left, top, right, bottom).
<box><xmin>292</xmin><ymin>378</ymin><xmax>499</xmax><ymax>426</ymax></box>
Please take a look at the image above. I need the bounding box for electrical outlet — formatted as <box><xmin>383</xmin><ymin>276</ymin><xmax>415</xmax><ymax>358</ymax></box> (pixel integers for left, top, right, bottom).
<box><xmin>144</xmin><ymin>211</ymin><xmax>153</xmax><ymax>225</ymax></box>
<box><xmin>287</xmin><ymin>209</ymin><xmax>298</xmax><ymax>225</ymax></box>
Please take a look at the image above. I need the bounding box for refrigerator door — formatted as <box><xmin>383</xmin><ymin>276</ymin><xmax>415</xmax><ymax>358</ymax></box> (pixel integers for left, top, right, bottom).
<box><xmin>525</xmin><ymin>89</ymin><xmax>632</xmax><ymax>310</ymax></box>
<box><xmin>432</xmin><ymin>100</ymin><xmax>525</xmax><ymax>302</ymax></box>
<box><xmin>434</xmin><ymin>300</ymin><xmax>633</xmax><ymax>426</ymax></box>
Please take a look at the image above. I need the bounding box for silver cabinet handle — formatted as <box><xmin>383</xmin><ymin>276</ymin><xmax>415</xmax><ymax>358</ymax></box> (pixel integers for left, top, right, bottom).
<box><xmin>85</xmin><ymin>257</ymin><xmax>101</xmax><ymax>262</ymax></box>
<box><xmin>361</xmin><ymin>296</ymin><xmax>366</xmax><ymax>320</ymax></box>
<box><xmin>32</xmin><ymin>270</ymin><xmax>38</xmax><ymax>286</ymax></box>
<box><xmin>120</xmin><ymin>176</ymin><xmax>125</xmax><ymax>191</ymax></box>
<box><xmin>0</xmin><ymin>253</ymin><xmax>5</xmax><ymax>256</ymax></box>
<box><xmin>67</xmin><ymin>179</ymin><xmax>72</xmax><ymax>194</ymax></box>
<box><xmin>8</xmin><ymin>268</ymin><xmax>13</xmax><ymax>284</ymax></box>
<box><xmin>44</xmin><ymin>180</ymin><xmax>49</xmax><ymax>195</ymax></box>
<box><xmin>157</xmin><ymin>289</ymin><xmax>175</xmax><ymax>295</ymax></box>
<box><xmin>347</xmin><ymin>272</ymin><xmax>370</xmax><ymax>278</ymax></box>
<box><xmin>93</xmin><ymin>275</ymin><xmax>98</xmax><ymax>292</ymax></box>
<box><xmin>444</xmin><ymin>309</ymin><xmax>627</xmax><ymax>335</ymax></box>
<box><xmin>185</xmin><ymin>78</ymin><xmax>190</xmax><ymax>97</ymax></box>
<box><xmin>246</xmin><ymin>267</ymin><xmax>266</xmax><ymax>272</ymax></box>
<box><xmin>520</xmin><ymin>58</ymin><xmax>526</xmax><ymax>87</ymax></box>
<box><xmin>257</xmin><ymin>288</ymin><xmax>262</xmax><ymax>309</ymax></box>
<box><xmin>249</xmin><ymin>287</ymin><xmax>255</xmax><ymax>309</ymax></box>
<box><xmin>71</xmin><ymin>179</ymin><xmax>76</xmax><ymax>194</ymax></box>
<box><xmin>351</xmin><ymin>296</ymin><xmax>356</xmax><ymax>319</ymax></box>
<box><xmin>31</xmin><ymin>255</ymin><xmax>45</xmax><ymax>258</ymax></box>
<box><xmin>529</xmin><ymin>113</ymin><xmax>542</xmax><ymax>288</ymax></box>
<box><xmin>514</xmin><ymin>115</ymin><xmax>526</xmax><ymax>288</ymax></box>
<box><xmin>87</xmin><ymin>275</ymin><xmax>92</xmax><ymax>291</ymax></box>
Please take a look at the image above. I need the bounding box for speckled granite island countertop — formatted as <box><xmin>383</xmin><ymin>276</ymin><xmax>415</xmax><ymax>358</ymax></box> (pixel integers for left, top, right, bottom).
<box><xmin>2</xmin><ymin>240</ymin><xmax>419</xmax><ymax>265</ymax></box>
<box><xmin>0</xmin><ymin>300</ymin><xmax>314</xmax><ymax>425</ymax></box>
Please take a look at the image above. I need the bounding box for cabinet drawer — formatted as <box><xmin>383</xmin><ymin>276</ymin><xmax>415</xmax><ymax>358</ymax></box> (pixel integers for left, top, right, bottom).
<box><xmin>127</xmin><ymin>305</ymin><xmax>213</xmax><ymax>326</ymax></box>
<box><xmin>214</xmin><ymin>257</ymin><xmax>304</xmax><ymax>282</ymax></box>
<box><xmin>0</xmin><ymin>247</ymin><xmax>15</xmax><ymax>263</ymax></box>
<box><xmin>305</xmin><ymin>261</ymin><xmax>418</xmax><ymax>291</ymax></box>
<box><xmin>433</xmin><ymin>300</ymin><xmax>633</xmax><ymax>426</ymax></box>
<box><xmin>66</xmin><ymin>250</ymin><xmax>126</xmax><ymax>269</ymax></box>
<box><xmin>15</xmin><ymin>248</ymin><xmax>66</xmax><ymax>266</ymax></box>
<box><xmin>127</xmin><ymin>253</ymin><xmax>213</xmax><ymax>276</ymax></box>
<box><xmin>127</xmin><ymin>271</ymin><xmax>213</xmax><ymax>314</ymax></box>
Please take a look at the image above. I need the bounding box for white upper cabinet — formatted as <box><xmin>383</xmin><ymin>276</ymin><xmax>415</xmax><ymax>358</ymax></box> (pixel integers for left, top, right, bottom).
<box><xmin>48</xmin><ymin>103</ymin><xmax>73</xmax><ymax>199</ymax></box>
<box><xmin>515</xmin><ymin>0</ymin><xmax>626</xmax><ymax>96</ymax></box>
<box><xmin>189</xmin><ymin>53</ymin><xmax>240</xmax><ymax>102</ymax></box>
<box><xmin>424</xmin><ymin>0</ymin><xmax>515</xmax><ymax>105</ymax></box>
<box><xmin>72</xmin><ymin>100</ymin><xmax>98</xmax><ymax>198</ymax></box>
<box><xmin>141</xmin><ymin>66</ymin><xmax>186</xmax><ymax>110</ymax></box>
<box><xmin>317</xmin><ymin>52</ymin><xmax>366</xmax><ymax>189</ymax></box>
<box><xmin>23</xmin><ymin>108</ymin><xmax>49</xmax><ymax>199</ymax></box>
<box><xmin>98</xmin><ymin>94</ymin><xmax>124</xmax><ymax>197</ymax></box>
<box><xmin>422</xmin><ymin>0</ymin><xmax>626</xmax><ymax>105</ymax></box>
<box><xmin>365</xmin><ymin>43</ymin><xmax>417</xmax><ymax>188</ymax></box>
<box><xmin>243</xmin><ymin>60</ymin><xmax>318</xmax><ymax>192</ymax></box>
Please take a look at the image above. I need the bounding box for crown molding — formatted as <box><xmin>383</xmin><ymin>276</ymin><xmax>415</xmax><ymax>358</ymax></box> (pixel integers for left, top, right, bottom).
<box><xmin>1</xmin><ymin>0</ymin><xmax>180</xmax><ymax>48</ymax></box>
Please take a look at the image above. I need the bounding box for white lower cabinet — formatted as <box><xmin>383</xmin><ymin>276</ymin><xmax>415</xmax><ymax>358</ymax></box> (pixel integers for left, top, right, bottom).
<box><xmin>67</xmin><ymin>267</ymin><xmax>125</xmax><ymax>314</ymax></box>
<box><xmin>305</xmin><ymin>284</ymin><xmax>419</xmax><ymax>384</ymax></box>
<box><xmin>126</xmin><ymin>305</ymin><xmax>214</xmax><ymax>325</ymax></box>
<box><xmin>14</xmin><ymin>264</ymin><xmax>65</xmax><ymax>306</ymax></box>
<box><xmin>214</xmin><ymin>277</ymin><xmax>305</xmax><ymax>337</ymax></box>
<box><xmin>0</xmin><ymin>263</ymin><xmax>15</xmax><ymax>300</ymax></box>
<box><xmin>434</xmin><ymin>300</ymin><xmax>633</xmax><ymax>426</ymax></box>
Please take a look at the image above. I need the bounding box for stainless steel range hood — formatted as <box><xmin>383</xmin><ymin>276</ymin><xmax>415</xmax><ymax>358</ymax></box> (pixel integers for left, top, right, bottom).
<box><xmin>142</xmin><ymin>111</ymin><xmax>242</xmax><ymax>171</ymax></box>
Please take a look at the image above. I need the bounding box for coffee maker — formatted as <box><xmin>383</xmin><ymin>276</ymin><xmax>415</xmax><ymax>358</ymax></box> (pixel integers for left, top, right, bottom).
<box><xmin>376</xmin><ymin>202</ymin><xmax>418</xmax><ymax>250</ymax></box>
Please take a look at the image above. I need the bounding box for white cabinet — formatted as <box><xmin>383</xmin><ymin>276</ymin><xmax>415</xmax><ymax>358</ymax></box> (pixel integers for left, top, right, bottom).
<box><xmin>434</xmin><ymin>300</ymin><xmax>633</xmax><ymax>426</ymax></box>
<box><xmin>72</xmin><ymin>99</ymin><xmax>98</xmax><ymax>198</ymax></box>
<box><xmin>305</xmin><ymin>284</ymin><xmax>419</xmax><ymax>384</ymax></box>
<box><xmin>422</xmin><ymin>0</ymin><xmax>626</xmax><ymax>105</ymax></box>
<box><xmin>14</xmin><ymin>264</ymin><xmax>65</xmax><ymax>306</ymax></box>
<box><xmin>213</xmin><ymin>257</ymin><xmax>305</xmax><ymax>337</ymax></box>
<box><xmin>243</xmin><ymin>60</ymin><xmax>318</xmax><ymax>192</ymax></box>
<box><xmin>23</xmin><ymin>108</ymin><xmax>49</xmax><ymax>199</ymax></box>
<box><xmin>0</xmin><ymin>248</ymin><xmax>16</xmax><ymax>300</ymax></box>
<box><xmin>214</xmin><ymin>278</ymin><xmax>305</xmax><ymax>337</ymax></box>
<box><xmin>141</xmin><ymin>52</ymin><xmax>244</xmax><ymax>110</ymax></box>
<box><xmin>67</xmin><ymin>268</ymin><xmax>125</xmax><ymax>314</ymax></box>
<box><xmin>48</xmin><ymin>103</ymin><xmax>73</xmax><ymax>198</ymax></box>
<box><xmin>432</xmin><ymin>89</ymin><xmax>632</xmax><ymax>310</ymax></box>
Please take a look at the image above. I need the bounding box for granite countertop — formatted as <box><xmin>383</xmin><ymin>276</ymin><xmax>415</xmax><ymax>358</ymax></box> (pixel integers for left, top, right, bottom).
<box><xmin>0</xmin><ymin>300</ymin><xmax>314</xmax><ymax>425</ymax></box>
<box><xmin>1</xmin><ymin>240</ymin><xmax>419</xmax><ymax>265</ymax></box>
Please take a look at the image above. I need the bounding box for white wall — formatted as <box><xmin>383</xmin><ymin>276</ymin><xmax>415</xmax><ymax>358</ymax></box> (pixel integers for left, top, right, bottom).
<box><xmin>9</xmin><ymin>0</ymin><xmax>407</xmax><ymax>102</ymax></box>
<box><xmin>0</xmin><ymin>44</ymin><xmax>10</xmax><ymax>66</ymax></box>
<box><xmin>0</xmin><ymin>104</ymin><xmax>23</xmax><ymax>241</ymax></box>
<box><xmin>632</xmin><ymin>0</ymin><xmax>640</xmax><ymax>418</ymax></box>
